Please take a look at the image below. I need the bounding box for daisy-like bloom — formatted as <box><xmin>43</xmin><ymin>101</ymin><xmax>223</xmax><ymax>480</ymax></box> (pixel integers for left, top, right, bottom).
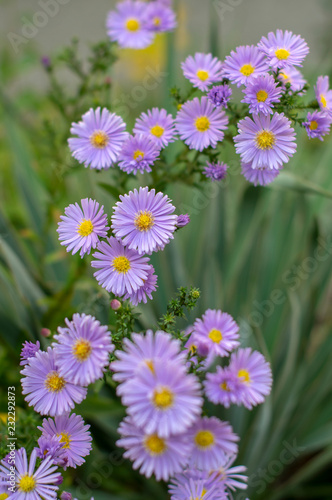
<box><xmin>111</xmin><ymin>187</ymin><xmax>178</xmax><ymax>255</ymax></box>
<box><xmin>123</xmin><ymin>264</ymin><xmax>158</xmax><ymax>306</ymax></box>
<box><xmin>241</xmin><ymin>162</ymin><xmax>281</xmax><ymax>186</ymax></box>
<box><xmin>144</xmin><ymin>1</ymin><xmax>177</xmax><ymax>32</ymax></box>
<box><xmin>20</xmin><ymin>340</ymin><xmax>40</xmax><ymax>366</ymax></box>
<box><xmin>176</xmin><ymin>214</ymin><xmax>190</xmax><ymax>227</ymax></box>
<box><xmin>315</xmin><ymin>76</ymin><xmax>332</xmax><ymax>116</ymax></box>
<box><xmin>38</xmin><ymin>413</ymin><xmax>92</xmax><ymax>470</ymax></box>
<box><xmin>228</xmin><ymin>348</ymin><xmax>272</xmax><ymax>409</ymax></box>
<box><xmin>223</xmin><ymin>45</ymin><xmax>269</xmax><ymax>87</ymax></box>
<box><xmin>214</xmin><ymin>454</ymin><xmax>248</xmax><ymax>495</ymax></box>
<box><xmin>35</xmin><ymin>435</ymin><xmax>68</xmax><ymax>467</ymax></box>
<box><xmin>207</xmin><ymin>84</ymin><xmax>232</xmax><ymax>109</ymax></box>
<box><xmin>0</xmin><ymin>447</ymin><xmax>61</xmax><ymax>500</ymax></box>
<box><xmin>52</xmin><ymin>313</ymin><xmax>114</xmax><ymax>386</ymax></box>
<box><xmin>118</xmin><ymin>134</ymin><xmax>160</xmax><ymax>175</ymax></box>
<box><xmin>111</xmin><ymin>330</ymin><xmax>186</xmax><ymax>383</ymax></box>
<box><xmin>57</xmin><ymin>199</ymin><xmax>109</xmax><ymax>258</ymax></box>
<box><xmin>204</xmin><ymin>366</ymin><xmax>241</xmax><ymax>408</ymax></box>
<box><xmin>242</xmin><ymin>74</ymin><xmax>283</xmax><ymax>115</ymax></box>
<box><xmin>185</xmin><ymin>417</ymin><xmax>239</xmax><ymax>471</ymax></box>
<box><xmin>203</xmin><ymin>161</ymin><xmax>228</xmax><ymax>181</ymax></box>
<box><xmin>21</xmin><ymin>347</ymin><xmax>87</xmax><ymax>417</ymax></box>
<box><xmin>303</xmin><ymin>110</ymin><xmax>332</xmax><ymax>141</ymax></box>
<box><xmin>234</xmin><ymin>112</ymin><xmax>297</xmax><ymax>170</ymax></box>
<box><xmin>133</xmin><ymin>108</ymin><xmax>177</xmax><ymax>149</ymax></box>
<box><xmin>175</xmin><ymin>97</ymin><xmax>229</xmax><ymax>152</ymax></box>
<box><xmin>181</xmin><ymin>53</ymin><xmax>224</xmax><ymax>92</ymax></box>
<box><xmin>258</xmin><ymin>29</ymin><xmax>309</xmax><ymax>70</ymax></box>
<box><xmin>91</xmin><ymin>236</ymin><xmax>150</xmax><ymax>296</ymax></box>
<box><xmin>118</xmin><ymin>361</ymin><xmax>203</xmax><ymax>437</ymax></box>
<box><xmin>169</xmin><ymin>470</ymin><xmax>224</xmax><ymax>500</ymax></box>
<box><xmin>68</xmin><ymin>107</ymin><xmax>127</xmax><ymax>170</ymax></box>
<box><xmin>116</xmin><ymin>416</ymin><xmax>192</xmax><ymax>481</ymax></box>
<box><xmin>192</xmin><ymin>309</ymin><xmax>240</xmax><ymax>360</ymax></box>
<box><xmin>278</xmin><ymin>67</ymin><xmax>306</xmax><ymax>93</ymax></box>
<box><xmin>106</xmin><ymin>0</ymin><xmax>154</xmax><ymax>49</ymax></box>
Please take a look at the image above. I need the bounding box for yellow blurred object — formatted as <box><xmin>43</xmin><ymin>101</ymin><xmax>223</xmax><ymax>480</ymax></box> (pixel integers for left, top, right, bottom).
<box><xmin>119</xmin><ymin>34</ymin><xmax>167</xmax><ymax>81</ymax></box>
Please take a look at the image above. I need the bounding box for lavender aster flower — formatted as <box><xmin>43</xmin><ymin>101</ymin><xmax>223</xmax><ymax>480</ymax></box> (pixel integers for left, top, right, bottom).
<box><xmin>68</xmin><ymin>107</ymin><xmax>128</xmax><ymax>170</ymax></box>
<box><xmin>21</xmin><ymin>347</ymin><xmax>87</xmax><ymax>417</ymax></box>
<box><xmin>234</xmin><ymin>112</ymin><xmax>297</xmax><ymax>170</ymax></box>
<box><xmin>181</xmin><ymin>53</ymin><xmax>224</xmax><ymax>92</ymax></box>
<box><xmin>175</xmin><ymin>97</ymin><xmax>229</xmax><ymax>151</ymax></box>
<box><xmin>116</xmin><ymin>416</ymin><xmax>192</xmax><ymax>481</ymax></box>
<box><xmin>303</xmin><ymin>110</ymin><xmax>332</xmax><ymax>141</ymax></box>
<box><xmin>223</xmin><ymin>45</ymin><xmax>269</xmax><ymax>87</ymax></box>
<box><xmin>118</xmin><ymin>134</ymin><xmax>160</xmax><ymax>175</ymax></box>
<box><xmin>106</xmin><ymin>0</ymin><xmax>154</xmax><ymax>49</ymax></box>
<box><xmin>35</xmin><ymin>435</ymin><xmax>68</xmax><ymax>467</ymax></box>
<box><xmin>169</xmin><ymin>470</ymin><xmax>225</xmax><ymax>500</ymax></box>
<box><xmin>241</xmin><ymin>162</ymin><xmax>281</xmax><ymax>186</ymax></box>
<box><xmin>315</xmin><ymin>76</ymin><xmax>332</xmax><ymax>116</ymax></box>
<box><xmin>144</xmin><ymin>1</ymin><xmax>177</xmax><ymax>32</ymax></box>
<box><xmin>123</xmin><ymin>264</ymin><xmax>158</xmax><ymax>306</ymax></box>
<box><xmin>242</xmin><ymin>74</ymin><xmax>283</xmax><ymax>115</ymax></box>
<box><xmin>111</xmin><ymin>187</ymin><xmax>178</xmax><ymax>255</ymax></box>
<box><xmin>133</xmin><ymin>108</ymin><xmax>177</xmax><ymax>149</ymax></box>
<box><xmin>203</xmin><ymin>161</ymin><xmax>228</xmax><ymax>181</ymax></box>
<box><xmin>215</xmin><ymin>454</ymin><xmax>248</xmax><ymax>494</ymax></box>
<box><xmin>258</xmin><ymin>29</ymin><xmax>309</xmax><ymax>70</ymax></box>
<box><xmin>57</xmin><ymin>199</ymin><xmax>109</xmax><ymax>258</ymax></box>
<box><xmin>204</xmin><ymin>366</ymin><xmax>241</xmax><ymax>408</ymax></box>
<box><xmin>91</xmin><ymin>236</ymin><xmax>151</xmax><ymax>296</ymax></box>
<box><xmin>52</xmin><ymin>313</ymin><xmax>114</xmax><ymax>386</ymax></box>
<box><xmin>207</xmin><ymin>84</ymin><xmax>232</xmax><ymax>109</ymax></box>
<box><xmin>176</xmin><ymin>214</ymin><xmax>190</xmax><ymax>227</ymax></box>
<box><xmin>278</xmin><ymin>67</ymin><xmax>306</xmax><ymax>93</ymax></box>
<box><xmin>20</xmin><ymin>341</ymin><xmax>40</xmax><ymax>366</ymax></box>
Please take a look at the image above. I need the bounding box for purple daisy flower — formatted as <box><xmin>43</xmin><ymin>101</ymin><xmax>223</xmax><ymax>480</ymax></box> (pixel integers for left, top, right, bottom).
<box><xmin>106</xmin><ymin>0</ymin><xmax>154</xmax><ymax>49</ymax></box>
<box><xmin>0</xmin><ymin>448</ymin><xmax>61</xmax><ymax>500</ymax></box>
<box><xmin>207</xmin><ymin>84</ymin><xmax>232</xmax><ymax>109</ymax></box>
<box><xmin>258</xmin><ymin>29</ymin><xmax>309</xmax><ymax>70</ymax></box>
<box><xmin>91</xmin><ymin>236</ymin><xmax>150</xmax><ymax>296</ymax></box>
<box><xmin>52</xmin><ymin>313</ymin><xmax>114</xmax><ymax>386</ymax></box>
<box><xmin>21</xmin><ymin>347</ymin><xmax>87</xmax><ymax>417</ymax></box>
<box><xmin>241</xmin><ymin>162</ymin><xmax>281</xmax><ymax>186</ymax></box>
<box><xmin>215</xmin><ymin>454</ymin><xmax>248</xmax><ymax>494</ymax></box>
<box><xmin>242</xmin><ymin>74</ymin><xmax>283</xmax><ymax>115</ymax></box>
<box><xmin>204</xmin><ymin>366</ymin><xmax>241</xmax><ymax>408</ymax></box>
<box><xmin>228</xmin><ymin>348</ymin><xmax>272</xmax><ymax>409</ymax></box>
<box><xmin>35</xmin><ymin>435</ymin><xmax>68</xmax><ymax>468</ymax></box>
<box><xmin>181</xmin><ymin>53</ymin><xmax>224</xmax><ymax>92</ymax></box>
<box><xmin>169</xmin><ymin>470</ymin><xmax>224</xmax><ymax>500</ymax></box>
<box><xmin>57</xmin><ymin>199</ymin><xmax>109</xmax><ymax>258</ymax></box>
<box><xmin>118</xmin><ymin>361</ymin><xmax>203</xmax><ymax>438</ymax></box>
<box><xmin>278</xmin><ymin>67</ymin><xmax>306</xmax><ymax>93</ymax></box>
<box><xmin>111</xmin><ymin>187</ymin><xmax>178</xmax><ymax>255</ymax></box>
<box><xmin>175</xmin><ymin>97</ymin><xmax>229</xmax><ymax>151</ymax></box>
<box><xmin>20</xmin><ymin>340</ymin><xmax>40</xmax><ymax>366</ymax></box>
<box><xmin>111</xmin><ymin>330</ymin><xmax>186</xmax><ymax>383</ymax></box>
<box><xmin>144</xmin><ymin>1</ymin><xmax>177</xmax><ymax>32</ymax></box>
<box><xmin>184</xmin><ymin>417</ymin><xmax>239</xmax><ymax>471</ymax></box>
<box><xmin>303</xmin><ymin>110</ymin><xmax>332</xmax><ymax>141</ymax></box>
<box><xmin>68</xmin><ymin>108</ymin><xmax>128</xmax><ymax>170</ymax></box>
<box><xmin>203</xmin><ymin>161</ymin><xmax>228</xmax><ymax>181</ymax></box>
<box><xmin>123</xmin><ymin>264</ymin><xmax>158</xmax><ymax>306</ymax></box>
<box><xmin>133</xmin><ymin>108</ymin><xmax>177</xmax><ymax>149</ymax></box>
<box><xmin>315</xmin><ymin>76</ymin><xmax>332</xmax><ymax>116</ymax></box>
<box><xmin>234</xmin><ymin>112</ymin><xmax>297</xmax><ymax>170</ymax></box>
<box><xmin>116</xmin><ymin>416</ymin><xmax>192</xmax><ymax>481</ymax></box>
<box><xmin>38</xmin><ymin>414</ymin><xmax>92</xmax><ymax>470</ymax></box>
<box><xmin>223</xmin><ymin>45</ymin><xmax>269</xmax><ymax>87</ymax></box>
<box><xmin>176</xmin><ymin>214</ymin><xmax>190</xmax><ymax>227</ymax></box>
<box><xmin>118</xmin><ymin>134</ymin><xmax>160</xmax><ymax>175</ymax></box>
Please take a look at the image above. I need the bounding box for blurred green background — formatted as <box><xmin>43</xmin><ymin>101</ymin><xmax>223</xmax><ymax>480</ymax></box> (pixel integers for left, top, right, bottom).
<box><xmin>0</xmin><ymin>0</ymin><xmax>332</xmax><ymax>499</ymax></box>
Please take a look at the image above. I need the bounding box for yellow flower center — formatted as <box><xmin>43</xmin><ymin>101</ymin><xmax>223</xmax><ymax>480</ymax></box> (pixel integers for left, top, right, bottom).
<box><xmin>189</xmin><ymin>344</ymin><xmax>197</xmax><ymax>355</ymax></box>
<box><xmin>73</xmin><ymin>338</ymin><xmax>92</xmax><ymax>361</ymax></box>
<box><xmin>153</xmin><ymin>387</ymin><xmax>174</xmax><ymax>409</ymax></box>
<box><xmin>320</xmin><ymin>94</ymin><xmax>327</xmax><ymax>108</ymax></box>
<box><xmin>19</xmin><ymin>475</ymin><xmax>36</xmax><ymax>493</ymax></box>
<box><xmin>77</xmin><ymin>219</ymin><xmax>94</xmax><ymax>237</ymax></box>
<box><xmin>90</xmin><ymin>130</ymin><xmax>109</xmax><ymax>149</ymax></box>
<box><xmin>134</xmin><ymin>210</ymin><xmax>155</xmax><ymax>231</ymax></box>
<box><xmin>126</xmin><ymin>18</ymin><xmax>140</xmax><ymax>32</ymax></box>
<box><xmin>208</xmin><ymin>328</ymin><xmax>223</xmax><ymax>343</ymax></box>
<box><xmin>144</xmin><ymin>434</ymin><xmax>167</xmax><ymax>455</ymax></box>
<box><xmin>133</xmin><ymin>149</ymin><xmax>145</xmax><ymax>161</ymax></box>
<box><xmin>195</xmin><ymin>430</ymin><xmax>215</xmax><ymax>449</ymax></box>
<box><xmin>256</xmin><ymin>90</ymin><xmax>268</xmax><ymax>102</ymax></box>
<box><xmin>177</xmin><ymin>103</ymin><xmax>183</xmax><ymax>111</ymax></box>
<box><xmin>255</xmin><ymin>130</ymin><xmax>276</xmax><ymax>150</ymax></box>
<box><xmin>145</xmin><ymin>359</ymin><xmax>155</xmax><ymax>373</ymax></box>
<box><xmin>275</xmin><ymin>48</ymin><xmax>290</xmax><ymax>60</ymax></box>
<box><xmin>279</xmin><ymin>72</ymin><xmax>289</xmax><ymax>82</ymax></box>
<box><xmin>58</xmin><ymin>431</ymin><xmax>71</xmax><ymax>449</ymax></box>
<box><xmin>153</xmin><ymin>17</ymin><xmax>161</xmax><ymax>26</ymax></box>
<box><xmin>0</xmin><ymin>494</ymin><xmax>9</xmax><ymax>500</ymax></box>
<box><xmin>309</xmin><ymin>120</ymin><xmax>318</xmax><ymax>130</ymax></box>
<box><xmin>150</xmin><ymin>125</ymin><xmax>164</xmax><ymax>137</ymax></box>
<box><xmin>45</xmin><ymin>371</ymin><xmax>66</xmax><ymax>393</ymax></box>
<box><xmin>195</xmin><ymin>116</ymin><xmax>210</xmax><ymax>132</ymax></box>
<box><xmin>238</xmin><ymin>368</ymin><xmax>251</xmax><ymax>384</ymax></box>
<box><xmin>240</xmin><ymin>64</ymin><xmax>255</xmax><ymax>76</ymax></box>
<box><xmin>112</xmin><ymin>256</ymin><xmax>131</xmax><ymax>274</ymax></box>
<box><xmin>196</xmin><ymin>70</ymin><xmax>209</xmax><ymax>81</ymax></box>
<box><xmin>221</xmin><ymin>382</ymin><xmax>230</xmax><ymax>391</ymax></box>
